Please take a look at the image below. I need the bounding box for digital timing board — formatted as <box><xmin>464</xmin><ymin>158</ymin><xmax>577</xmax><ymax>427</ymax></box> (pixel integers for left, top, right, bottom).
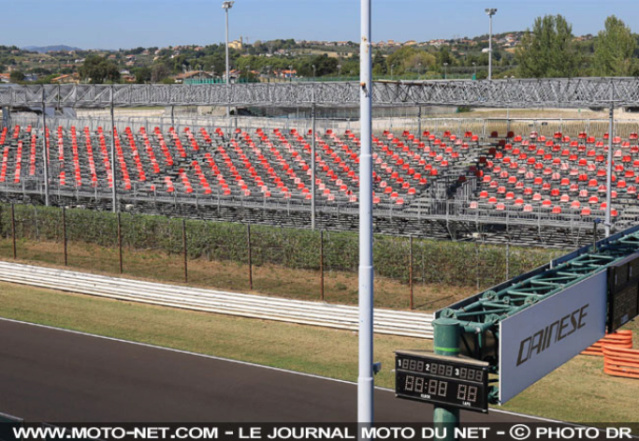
<box><xmin>395</xmin><ymin>351</ymin><xmax>490</xmax><ymax>413</ymax></box>
<box><xmin>607</xmin><ymin>252</ymin><xmax>639</xmax><ymax>332</ymax></box>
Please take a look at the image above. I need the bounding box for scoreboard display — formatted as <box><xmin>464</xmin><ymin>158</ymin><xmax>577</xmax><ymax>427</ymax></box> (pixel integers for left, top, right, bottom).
<box><xmin>608</xmin><ymin>253</ymin><xmax>639</xmax><ymax>332</ymax></box>
<box><xmin>395</xmin><ymin>351</ymin><xmax>490</xmax><ymax>413</ymax></box>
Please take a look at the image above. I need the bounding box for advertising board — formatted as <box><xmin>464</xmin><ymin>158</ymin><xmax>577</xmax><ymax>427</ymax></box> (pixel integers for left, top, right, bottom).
<box><xmin>498</xmin><ymin>271</ymin><xmax>607</xmax><ymax>404</ymax></box>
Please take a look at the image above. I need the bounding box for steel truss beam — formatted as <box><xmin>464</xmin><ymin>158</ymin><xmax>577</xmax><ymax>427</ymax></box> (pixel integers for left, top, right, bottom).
<box><xmin>3</xmin><ymin>77</ymin><xmax>639</xmax><ymax>109</ymax></box>
<box><xmin>438</xmin><ymin>225</ymin><xmax>639</xmax><ymax>332</ymax></box>
<box><xmin>436</xmin><ymin>224</ymin><xmax>639</xmax><ymax>404</ymax></box>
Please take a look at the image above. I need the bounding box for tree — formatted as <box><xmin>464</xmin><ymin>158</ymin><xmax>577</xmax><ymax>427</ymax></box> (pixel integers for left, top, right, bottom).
<box><xmin>408</xmin><ymin>52</ymin><xmax>436</xmax><ymax>73</ymax></box>
<box><xmin>78</xmin><ymin>55</ymin><xmax>120</xmax><ymax>83</ymax></box>
<box><xmin>593</xmin><ymin>15</ymin><xmax>638</xmax><ymax>76</ymax></box>
<box><xmin>35</xmin><ymin>74</ymin><xmax>59</xmax><ymax>84</ymax></box>
<box><xmin>372</xmin><ymin>51</ymin><xmax>387</xmax><ymax>75</ymax></box>
<box><xmin>128</xmin><ymin>47</ymin><xmax>146</xmax><ymax>55</ymax></box>
<box><xmin>151</xmin><ymin>63</ymin><xmax>172</xmax><ymax>83</ymax></box>
<box><xmin>386</xmin><ymin>47</ymin><xmax>435</xmax><ymax>76</ymax></box>
<box><xmin>515</xmin><ymin>15</ymin><xmax>580</xmax><ymax>78</ymax></box>
<box><xmin>308</xmin><ymin>54</ymin><xmax>338</xmax><ymax>76</ymax></box>
<box><xmin>436</xmin><ymin>48</ymin><xmax>453</xmax><ymax>67</ymax></box>
<box><xmin>133</xmin><ymin>66</ymin><xmax>152</xmax><ymax>84</ymax></box>
<box><xmin>9</xmin><ymin>71</ymin><xmax>25</xmax><ymax>83</ymax></box>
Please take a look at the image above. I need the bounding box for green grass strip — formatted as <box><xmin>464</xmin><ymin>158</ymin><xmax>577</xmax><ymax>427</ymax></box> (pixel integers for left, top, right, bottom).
<box><xmin>0</xmin><ymin>281</ymin><xmax>637</xmax><ymax>423</ymax></box>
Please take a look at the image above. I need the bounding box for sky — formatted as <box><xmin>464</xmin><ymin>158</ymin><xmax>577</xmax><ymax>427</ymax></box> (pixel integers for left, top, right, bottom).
<box><xmin>3</xmin><ymin>0</ymin><xmax>639</xmax><ymax>50</ymax></box>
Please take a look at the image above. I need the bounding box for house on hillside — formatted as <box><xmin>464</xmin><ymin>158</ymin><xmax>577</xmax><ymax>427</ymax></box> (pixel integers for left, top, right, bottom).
<box><xmin>173</xmin><ymin>70</ymin><xmax>215</xmax><ymax>84</ymax></box>
<box><xmin>278</xmin><ymin>69</ymin><xmax>297</xmax><ymax>79</ymax></box>
<box><xmin>51</xmin><ymin>73</ymin><xmax>80</xmax><ymax>84</ymax></box>
<box><xmin>228</xmin><ymin>38</ymin><xmax>243</xmax><ymax>51</ymax></box>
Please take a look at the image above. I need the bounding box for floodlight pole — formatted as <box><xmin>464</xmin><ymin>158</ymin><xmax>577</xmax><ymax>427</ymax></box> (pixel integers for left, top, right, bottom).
<box><xmin>432</xmin><ymin>318</ymin><xmax>461</xmax><ymax>441</ymax></box>
<box><xmin>358</xmin><ymin>0</ymin><xmax>374</xmax><ymax>430</ymax></box>
<box><xmin>41</xmin><ymin>88</ymin><xmax>50</xmax><ymax>207</ymax></box>
<box><xmin>486</xmin><ymin>8</ymin><xmax>497</xmax><ymax>81</ymax></box>
<box><xmin>605</xmin><ymin>102</ymin><xmax>614</xmax><ymax>237</ymax></box>
<box><xmin>223</xmin><ymin>1</ymin><xmax>234</xmax><ymax>118</ymax></box>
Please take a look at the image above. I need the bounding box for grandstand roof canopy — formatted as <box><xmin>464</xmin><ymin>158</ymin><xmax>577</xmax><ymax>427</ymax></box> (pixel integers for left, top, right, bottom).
<box><xmin>1</xmin><ymin>77</ymin><xmax>638</xmax><ymax>109</ymax></box>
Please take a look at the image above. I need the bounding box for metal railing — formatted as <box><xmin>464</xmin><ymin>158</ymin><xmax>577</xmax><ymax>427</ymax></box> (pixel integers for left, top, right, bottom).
<box><xmin>1</xmin><ymin>178</ymin><xmax>624</xmax><ymax>231</ymax></box>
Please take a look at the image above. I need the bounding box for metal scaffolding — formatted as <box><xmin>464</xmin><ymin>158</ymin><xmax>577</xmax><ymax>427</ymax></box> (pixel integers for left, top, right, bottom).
<box><xmin>2</xmin><ymin>77</ymin><xmax>639</xmax><ymax>109</ymax></box>
<box><xmin>436</xmin><ymin>224</ymin><xmax>639</xmax><ymax>404</ymax></box>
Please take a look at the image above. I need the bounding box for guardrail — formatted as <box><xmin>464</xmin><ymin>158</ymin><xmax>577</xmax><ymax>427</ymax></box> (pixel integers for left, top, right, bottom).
<box><xmin>0</xmin><ymin>261</ymin><xmax>433</xmax><ymax>339</ymax></box>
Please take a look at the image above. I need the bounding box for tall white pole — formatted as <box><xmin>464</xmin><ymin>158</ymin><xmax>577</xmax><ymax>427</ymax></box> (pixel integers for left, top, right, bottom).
<box><xmin>358</xmin><ymin>0</ymin><xmax>374</xmax><ymax>426</ymax></box>
<box><xmin>488</xmin><ymin>13</ymin><xmax>493</xmax><ymax>80</ymax></box>
<box><xmin>225</xmin><ymin>5</ymin><xmax>231</xmax><ymax>118</ymax></box>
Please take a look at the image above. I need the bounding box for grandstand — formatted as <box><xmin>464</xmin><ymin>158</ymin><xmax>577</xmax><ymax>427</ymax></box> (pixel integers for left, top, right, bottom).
<box><xmin>1</xmin><ymin>119</ymin><xmax>638</xmax><ymax>247</ymax></box>
<box><xmin>2</xmin><ymin>80</ymin><xmax>639</xmax><ymax>247</ymax></box>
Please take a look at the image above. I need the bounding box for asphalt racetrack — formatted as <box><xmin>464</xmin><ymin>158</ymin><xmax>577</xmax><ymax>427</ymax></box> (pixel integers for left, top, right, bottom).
<box><xmin>0</xmin><ymin>318</ymin><xmax>541</xmax><ymax>424</ymax></box>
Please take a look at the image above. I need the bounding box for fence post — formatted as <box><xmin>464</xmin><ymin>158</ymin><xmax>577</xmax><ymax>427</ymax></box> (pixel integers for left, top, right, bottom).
<box><xmin>505</xmin><ymin>237</ymin><xmax>510</xmax><ymax>281</ymax></box>
<box><xmin>62</xmin><ymin>206</ymin><xmax>68</xmax><ymax>266</ymax></box>
<box><xmin>247</xmin><ymin>223</ymin><xmax>253</xmax><ymax>290</ymax></box>
<box><xmin>182</xmin><ymin>218</ymin><xmax>188</xmax><ymax>283</ymax></box>
<box><xmin>409</xmin><ymin>236</ymin><xmax>414</xmax><ymax>310</ymax></box>
<box><xmin>117</xmin><ymin>212</ymin><xmax>123</xmax><ymax>274</ymax></box>
<box><xmin>320</xmin><ymin>230</ymin><xmax>324</xmax><ymax>301</ymax></box>
<box><xmin>475</xmin><ymin>240</ymin><xmax>480</xmax><ymax>290</ymax></box>
<box><xmin>11</xmin><ymin>203</ymin><xmax>16</xmax><ymax>259</ymax></box>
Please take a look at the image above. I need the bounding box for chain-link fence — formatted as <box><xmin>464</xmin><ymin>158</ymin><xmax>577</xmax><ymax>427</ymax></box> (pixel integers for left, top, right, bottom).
<box><xmin>0</xmin><ymin>203</ymin><xmax>559</xmax><ymax>311</ymax></box>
